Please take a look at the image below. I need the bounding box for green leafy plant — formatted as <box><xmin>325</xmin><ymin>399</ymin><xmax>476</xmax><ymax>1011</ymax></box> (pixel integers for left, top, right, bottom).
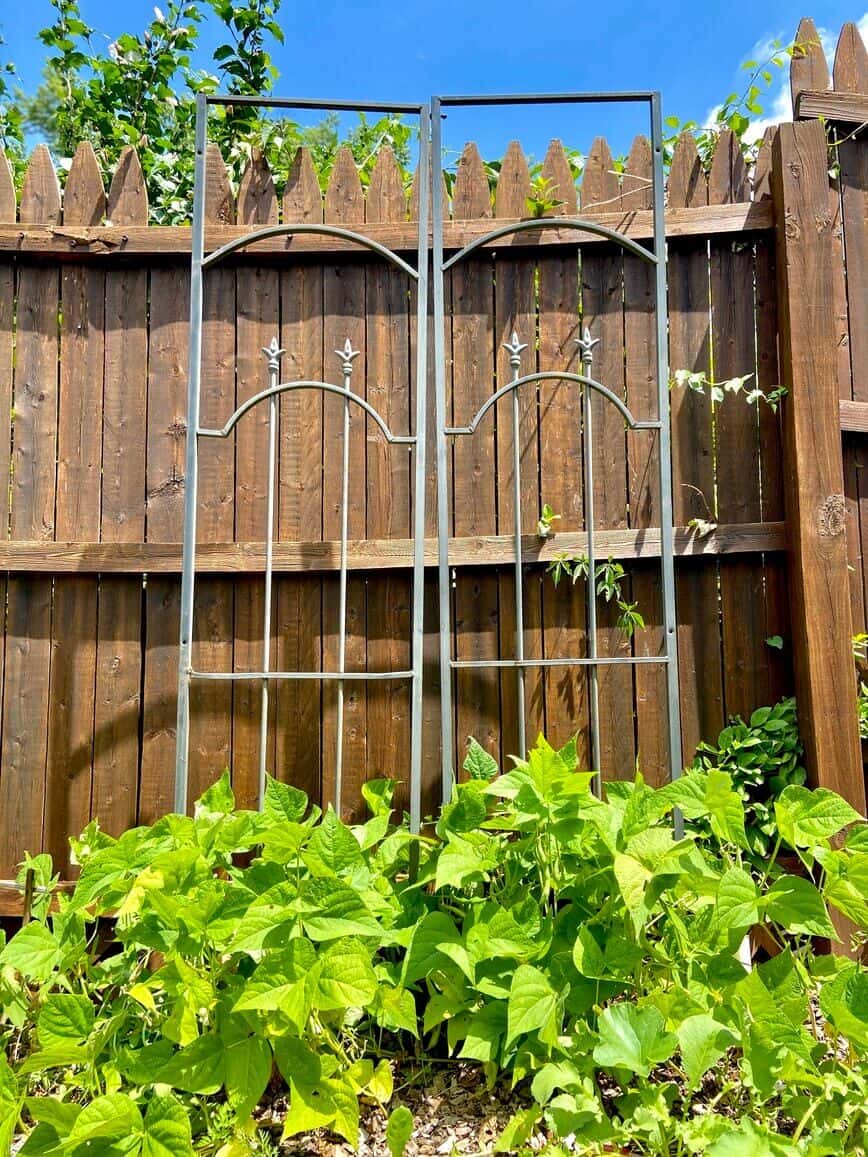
<box><xmin>1</xmin><ymin>733</ymin><xmax>865</xmax><ymax>1155</ymax></box>
<box><xmin>537</xmin><ymin>503</ymin><xmax>561</xmax><ymax>538</ymax></box>
<box><xmin>524</xmin><ymin>175</ymin><xmax>564</xmax><ymax>219</ymax></box>
<box><xmin>671</xmin><ymin>368</ymin><xmax>787</xmax><ymax>412</ymax></box>
<box><xmin>688</xmin><ymin>697</ymin><xmax>807</xmax><ymax>855</ymax></box>
<box><xmin>547</xmin><ymin>553</ymin><xmax>645</xmax><ymax>639</ymax></box>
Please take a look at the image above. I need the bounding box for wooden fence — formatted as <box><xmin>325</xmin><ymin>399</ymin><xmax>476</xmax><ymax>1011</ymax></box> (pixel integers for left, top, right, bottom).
<box><xmin>0</xmin><ymin>16</ymin><xmax>865</xmax><ymax>902</ymax></box>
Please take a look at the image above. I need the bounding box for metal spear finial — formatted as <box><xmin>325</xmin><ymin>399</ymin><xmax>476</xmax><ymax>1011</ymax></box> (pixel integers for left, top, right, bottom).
<box><xmin>503</xmin><ymin>330</ymin><xmax>528</xmax><ymax>370</ymax></box>
<box><xmin>575</xmin><ymin>326</ymin><xmax>600</xmax><ymax>368</ymax></box>
<box><xmin>262</xmin><ymin>336</ymin><xmax>285</xmax><ymax>371</ymax></box>
<box><xmin>334</xmin><ymin>337</ymin><xmax>361</xmax><ymax>376</ymax></box>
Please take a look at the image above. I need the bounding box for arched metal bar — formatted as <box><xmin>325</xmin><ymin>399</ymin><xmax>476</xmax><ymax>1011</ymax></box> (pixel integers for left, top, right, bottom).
<box><xmin>442</xmin><ymin>216</ymin><xmax>657</xmax><ymax>271</ymax></box>
<box><xmin>444</xmin><ymin>371</ymin><xmax>659</xmax><ymax>436</ymax></box>
<box><xmin>198</xmin><ymin>379</ymin><xmax>416</xmax><ymax>444</ymax></box>
<box><xmin>203</xmin><ymin>222</ymin><xmax>420</xmax><ymax>279</ymax></box>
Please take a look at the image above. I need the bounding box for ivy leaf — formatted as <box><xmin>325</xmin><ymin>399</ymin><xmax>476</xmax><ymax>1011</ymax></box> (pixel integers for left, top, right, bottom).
<box><xmin>774</xmin><ymin>786</ymin><xmax>862</xmax><ymax>849</ymax></box>
<box><xmin>463</xmin><ymin>737</ymin><xmax>499</xmax><ymax>781</ymax></box>
<box><xmin>676</xmin><ymin>1014</ymin><xmax>738</xmax><ymax>1089</ymax></box>
<box><xmin>385</xmin><ymin>1105</ymin><xmax>414</xmax><ymax>1157</ymax></box>
<box><xmin>506</xmin><ymin>964</ymin><xmax>558</xmax><ymax>1047</ymax></box>
<box><xmin>141</xmin><ymin>1094</ymin><xmax>194</xmax><ymax>1157</ymax></box>
<box><xmin>763</xmin><ymin>876</ymin><xmax>837</xmax><ymax>939</ymax></box>
<box><xmin>593</xmin><ymin>1004</ymin><xmax>677</xmax><ymax>1077</ymax></box>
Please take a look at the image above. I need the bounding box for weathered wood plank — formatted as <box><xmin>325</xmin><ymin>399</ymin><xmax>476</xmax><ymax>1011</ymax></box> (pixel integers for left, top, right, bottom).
<box><xmin>275</xmin><ymin>146</ymin><xmax>324</xmax><ymax>805</ymax></box>
<box><xmin>451</xmin><ymin>143</ymin><xmax>500</xmax><ymax>773</ymax></box>
<box><xmin>45</xmin><ymin>142</ymin><xmax>106</xmax><ymax>871</ymax></box>
<box><xmin>0</xmin><ymin>522</ymin><xmax>788</xmax><ymax>572</ymax></box>
<box><xmin>365</xmin><ymin>147</ymin><xmax>413</xmax><ymax>801</ymax></box>
<box><xmin>771</xmin><ymin>118</ymin><xmax>865</xmax><ymax>816</ymax></box>
<box><xmin>92</xmin><ymin>152</ymin><xmax>147</xmax><ymax>837</ymax></box>
<box><xmin>581</xmin><ymin>136</ymin><xmax>635</xmax><ymax>780</ymax></box>
<box><xmin>796</xmin><ymin>90</ymin><xmax>868</xmax><ymax>123</ymax></box>
<box><xmin>0</xmin><ymin>201</ymin><xmax>775</xmax><ymax>259</ymax></box>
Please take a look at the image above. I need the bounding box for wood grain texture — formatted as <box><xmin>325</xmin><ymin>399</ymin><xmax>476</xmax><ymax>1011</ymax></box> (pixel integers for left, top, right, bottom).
<box><xmin>581</xmin><ymin>137</ymin><xmax>634</xmax><ymax>780</ymax></box>
<box><xmin>0</xmin><ymin>151</ymin><xmax>15</xmax><ymax>221</ymax></box>
<box><xmin>771</xmin><ymin>118</ymin><xmax>865</xmax><ymax>815</ymax></box>
<box><xmin>451</xmin><ymin>143</ymin><xmax>499</xmax><ymax>772</ymax></box>
<box><xmin>322</xmin><ymin>148</ymin><xmax>367</xmax><ymax>818</ymax></box>
<box><xmin>275</xmin><ymin>147</ymin><xmax>324</xmax><ymax>804</ymax></box>
<box><xmin>0</xmin><ymin>149</ymin><xmax>60</xmax><ymax>873</ymax></box>
<box><xmin>45</xmin><ymin>142</ymin><xmax>106</xmax><ymax>871</ymax></box>
<box><xmin>790</xmin><ymin>17</ymin><xmax>831</xmax><ymax>113</ymax></box>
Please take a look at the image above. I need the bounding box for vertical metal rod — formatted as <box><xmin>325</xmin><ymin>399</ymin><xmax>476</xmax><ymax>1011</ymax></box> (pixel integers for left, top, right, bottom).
<box><xmin>258</xmin><ymin>339</ymin><xmax>283</xmax><ymax>806</ymax></box>
<box><xmin>175</xmin><ymin>93</ymin><xmax>208</xmax><ymax>815</ymax></box>
<box><xmin>578</xmin><ymin>328</ymin><xmax>602</xmax><ymax>791</ymax></box>
<box><xmin>334</xmin><ymin>340</ymin><xmax>358</xmax><ymax>818</ymax></box>
<box><xmin>651</xmin><ymin>94</ymin><xmax>684</xmax><ymax>827</ymax></box>
<box><xmin>431</xmin><ymin>101</ymin><xmax>455</xmax><ymax>803</ymax></box>
<box><xmin>505</xmin><ymin>332</ymin><xmax>528</xmax><ymax>756</ymax></box>
<box><xmin>409</xmin><ymin>107</ymin><xmax>431</xmax><ymax>834</ymax></box>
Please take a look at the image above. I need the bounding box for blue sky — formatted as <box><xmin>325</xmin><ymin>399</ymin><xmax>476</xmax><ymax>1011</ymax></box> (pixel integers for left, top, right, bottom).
<box><xmin>2</xmin><ymin>2</ymin><xmax>866</xmax><ymax>162</ymax></box>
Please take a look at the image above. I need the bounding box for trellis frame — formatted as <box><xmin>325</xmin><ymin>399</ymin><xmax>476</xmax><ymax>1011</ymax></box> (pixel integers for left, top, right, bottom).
<box><xmin>175</xmin><ymin>93</ymin><xmax>431</xmax><ymax>829</ymax></box>
<box><xmin>430</xmin><ymin>92</ymin><xmax>683</xmax><ymax>799</ymax></box>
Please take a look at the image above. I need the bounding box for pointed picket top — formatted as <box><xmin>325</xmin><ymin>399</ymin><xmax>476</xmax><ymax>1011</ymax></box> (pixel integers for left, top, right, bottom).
<box><xmin>581</xmin><ymin>136</ymin><xmax>619</xmax><ymax>210</ymax></box>
<box><xmin>325</xmin><ymin>146</ymin><xmax>364</xmax><ymax>224</ymax></box>
<box><xmin>63</xmin><ymin>141</ymin><xmax>105</xmax><ymax>226</ymax></box>
<box><xmin>0</xmin><ymin>150</ymin><xmax>15</xmax><ymax>222</ymax></box>
<box><xmin>494</xmin><ymin>139</ymin><xmax>531</xmax><ymax>218</ymax></box>
<box><xmin>503</xmin><ymin>330</ymin><xmax>528</xmax><ymax>368</ymax></box>
<box><xmin>452</xmin><ymin>143</ymin><xmax>492</xmax><ymax>219</ymax></box>
<box><xmin>410</xmin><ymin>165</ymin><xmax>449</xmax><ymax>221</ymax></box>
<box><xmin>282</xmin><ymin>146</ymin><xmax>322</xmax><ymax>224</ymax></box>
<box><xmin>335</xmin><ymin>337</ymin><xmax>361</xmax><ymax>375</ymax></box>
<box><xmin>708</xmin><ymin>129</ymin><xmax>748</xmax><ymax>206</ymax></box>
<box><xmin>107</xmin><ymin>147</ymin><xmax>148</xmax><ymax>225</ymax></box>
<box><xmin>667</xmin><ymin>132</ymin><xmax>706</xmax><ymax>209</ymax></box>
<box><xmin>752</xmin><ymin>127</ymin><xmax>776</xmax><ymax>202</ymax></box>
<box><xmin>540</xmin><ymin>139</ymin><xmax>577</xmax><ymax>215</ymax></box>
<box><xmin>366</xmin><ymin>146</ymin><xmax>407</xmax><ymax>224</ymax></box>
<box><xmin>833</xmin><ymin>21</ymin><xmax>868</xmax><ymax>92</ymax></box>
<box><xmin>621</xmin><ymin>135</ymin><xmax>652</xmax><ymax>211</ymax></box>
<box><xmin>20</xmin><ymin>144</ymin><xmax>61</xmax><ymax>225</ymax></box>
<box><xmin>238</xmin><ymin>148</ymin><xmax>277</xmax><ymax>226</ymax></box>
<box><xmin>790</xmin><ymin>16</ymin><xmax>830</xmax><ymax>112</ymax></box>
<box><xmin>204</xmin><ymin>144</ymin><xmax>235</xmax><ymax>226</ymax></box>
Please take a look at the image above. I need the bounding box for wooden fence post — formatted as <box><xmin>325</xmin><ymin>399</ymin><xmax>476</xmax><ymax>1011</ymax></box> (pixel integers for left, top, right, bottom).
<box><xmin>771</xmin><ymin>119</ymin><xmax>866</xmax><ymax>815</ymax></box>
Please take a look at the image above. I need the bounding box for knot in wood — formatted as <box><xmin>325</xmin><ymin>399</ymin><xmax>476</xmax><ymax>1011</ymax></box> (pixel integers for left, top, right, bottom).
<box><xmin>818</xmin><ymin>494</ymin><xmax>846</xmax><ymax>537</ymax></box>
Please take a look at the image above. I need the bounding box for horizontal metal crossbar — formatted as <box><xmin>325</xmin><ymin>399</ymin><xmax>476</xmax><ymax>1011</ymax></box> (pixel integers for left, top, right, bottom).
<box><xmin>442</xmin><ymin>217</ymin><xmax>658</xmax><ymax>270</ymax></box>
<box><xmin>199</xmin><ymin>380</ymin><xmax>416</xmax><ymax>443</ymax></box>
<box><xmin>450</xmin><ymin>655</ymin><xmax>668</xmax><ymax>669</ymax></box>
<box><xmin>204</xmin><ymin>94</ymin><xmax>426</xmax><ymax>113</ymax></box>
<box><xmin>202</xmin><ymin>224</ymin><xmax>420</xmax><ymax>276</ymax></box>
<box><xmin>189</xmin><ymin>669</ymin><xmax>414</xmax><ymax>682</ymax></box>
<box><xmin>445</xmin><ymin>371</ymin><xmax>660</xmax><ymax>435</ymax></box>
<box><xmin>436</xmin><ymin>92</ymin><xmax>656</xmax><ymax>105</ymax></box>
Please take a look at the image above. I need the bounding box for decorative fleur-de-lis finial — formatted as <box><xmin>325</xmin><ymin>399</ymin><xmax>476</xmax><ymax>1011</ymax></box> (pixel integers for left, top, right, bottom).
<box><xmin>261</xmin><ymin>336</ymin><xmax>285</xmax><ymax>371</ymax></box>
<box><xmin>334</xmin><ymin>337</ymin><xmax>361</xmax><ymax>376</ymax></box>
<box><xmin>575</xmin><ymin>326</ymin><xmax>600</xmax><ymax>368</ymax></box>
<box><xmin>503</xmin><ymin>330</ymin><xmax>528</xmax><ymax>370</ymax></box>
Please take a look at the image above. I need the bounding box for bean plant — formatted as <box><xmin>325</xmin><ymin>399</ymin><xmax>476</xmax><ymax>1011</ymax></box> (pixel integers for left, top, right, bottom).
<box><xmin>1</xmin><ymin>734</ymin><xmax>866</xmax><ymax>1154</ymax></box>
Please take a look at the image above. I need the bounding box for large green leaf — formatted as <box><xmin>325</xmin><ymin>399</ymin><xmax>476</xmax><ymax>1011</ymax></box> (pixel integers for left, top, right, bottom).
<box><xmin>64</xmin><ymin>1093</ymin><xmax>142</xmax><ymax>1151</ymax></box>
<box><xmin>37</xmin><ymin>994</ymin><xmax>94</xmax><ymax>1049</ymax></box>
<box><xmin>141</xmin><ymin>1095</ymin><xmax>194</xmax><ymax>1157</ymax></box>
<box><xmin>593</xmin><ymin>1004</ymin><xmax>677</xmax><ymax>1077</ymax></box>
<box><xmin>775</xmin><ymin>786</ymin><xmax>862</xmax><ymax>849</ymax></box>
<box><xmin>706</xmin><ymin>769</ymin><xmax>748</xmax><ymax>849</ymax></box>
<box><xmin>506</xmin><ymin>964</ymin><xmax>558</xmax><ymax>1047</ymax></box>
<box><xmin>300</xmin><ymin>879</ymin><xmax>381</xmax><ymax>941</ymax></box>
<box><xmin>401</xmin><ymin>911</ymin><xmax>461</xmax><ymax>985</ymax></box>
<box><xmin>463</xmin><ymin>738</ymin><xmax>499</xmax><ymax>781</ymax></box>
<box><xmin>715</xmin><ymin>866</ymin><xmax>759</xmax><ymax>934</ymax></box>
<box><xmin>263</xmin><ymin>777</ymin><xmax>308</xmax><ymax>822</ymax></box>
<box><xmin>0</xmin><ymin>1055</ymin><xmax>21</xmax><ymax>1156</ymax></box>
<box><xmin>819</xmin><ymin>963</ymin><xmax>868</xmax><ymax>1048</ymax></box>
<box><xmin>304</xmin><ymin>808</ymin><xmax>364</xmax><ymax>876</ymax></box>
<box><xmin>315</xmin><ymin>938</ymin><xmax>378</xmax><ymax>1010</ymax></box>
<box><xmin>763</xmin><ymin>876</ymin><xmax>837</xmax><ymax>939</ymax></box>
<box><xmin>0</xmin><ymin>922</ymin><xmax>60</xmax><ymax>982</ymax></box>
<box><xmin>153</xmin><ymin>1033</ymin><xmax>224</xmax><ymax>1094</ymax></box>
<box><xmin>676</xmin><ymin>1013</ymin><xmax>738</xmax><ymax>1089</ymax></box>
<box><xmin>194</xmin><ymin>770</ymin><xmax>235</xmax><ymax>817</ymax></box>
<box><xmin>223</xmin><ymin>1033</ymin><xmax>272</xmax><ymax>1122</ymax></box>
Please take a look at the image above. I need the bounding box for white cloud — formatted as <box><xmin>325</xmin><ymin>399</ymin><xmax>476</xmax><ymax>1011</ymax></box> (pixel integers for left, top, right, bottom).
<box><xmin>703</xmin><ymin>15</ymin><xmax>867</xmax><ymax>144</ymax></box>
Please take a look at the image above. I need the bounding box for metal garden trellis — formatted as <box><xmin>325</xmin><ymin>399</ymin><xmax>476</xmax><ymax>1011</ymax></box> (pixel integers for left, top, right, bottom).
<box><xmin>175</xmin><ymin>90</ymin><xmax>683</xmax><ymax>827</ymax></box>
<box><xmin>430</xmin><ymin>93</ymin><xmax>683</xmax><ymax>802</ymax></box>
